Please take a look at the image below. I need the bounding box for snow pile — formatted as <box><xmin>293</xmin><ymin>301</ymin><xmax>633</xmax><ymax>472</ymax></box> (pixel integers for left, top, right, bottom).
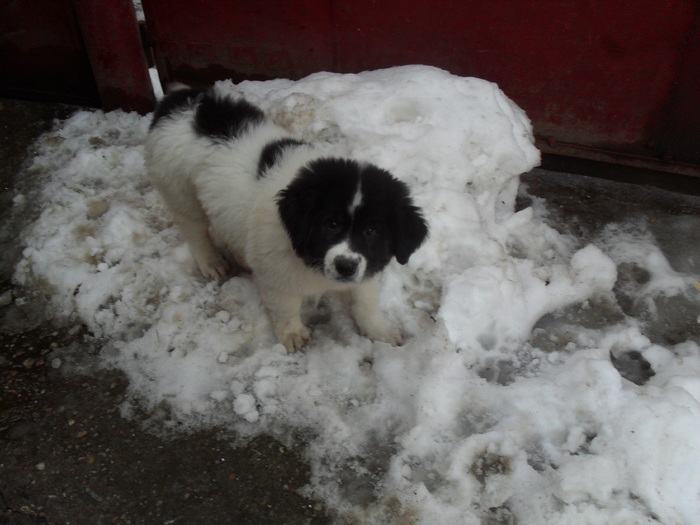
<box><xmin>14</xmin><ymin>66</ymin><xmax>700</xmax><ymax>524</ymax></box>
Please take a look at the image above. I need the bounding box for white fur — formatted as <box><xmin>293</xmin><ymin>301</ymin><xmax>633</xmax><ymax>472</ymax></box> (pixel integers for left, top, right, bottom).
<box><xmin>349</xmin><ymin>179</ymin><xmax>363</xmax><ymax>213</ymax></box>
<box><xmin>144</xmin><ymin>89</ymin><xmax>402</xmax><ymax>351</ymax></box>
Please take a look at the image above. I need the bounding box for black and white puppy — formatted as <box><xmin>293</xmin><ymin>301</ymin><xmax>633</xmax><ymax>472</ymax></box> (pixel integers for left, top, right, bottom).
<box><xmin>145</xmin><ymin>84</ymin><xmax>428</xmax><ymax>351</ymax></box>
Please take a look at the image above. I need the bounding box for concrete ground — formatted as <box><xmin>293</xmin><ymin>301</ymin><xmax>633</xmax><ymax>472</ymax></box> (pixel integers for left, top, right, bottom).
<box><xmin>1</xmin><ymin>98</ymin><xmax>698</xmax><ymax>524</ymax></box>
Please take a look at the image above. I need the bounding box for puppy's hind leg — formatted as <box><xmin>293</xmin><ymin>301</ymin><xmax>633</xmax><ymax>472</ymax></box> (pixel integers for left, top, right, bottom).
<box><xmin>155</xmin><ymin>180</ymin><xmax>229</xmax><ymax>280</ymax></box>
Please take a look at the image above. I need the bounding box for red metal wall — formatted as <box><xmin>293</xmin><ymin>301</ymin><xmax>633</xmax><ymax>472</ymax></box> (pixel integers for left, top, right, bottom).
<box><xmin>0</xmin><ymin>0</ymin><xmax>101</xmax><ymax>107</ymax></box>
<box><xmin>142</xmin><ymin>0</ymin><xmax>336</xmax><ymax>84</ymax></box>
<box><xmin>0</xmin><ymin>0</ymin><xmax>154</xmax><ymax>113</ymax></box>
<box><xmin>73</xmin><ymin>0</ymin><xmax>155</xmax><ymax>113</ymax></box>
<box><xmin>1</xmin><ymin>0</ymin><xmax>697</xmax><ymax>172</ymax></box>
<box><xmin>142</xmin><ymin>0</ymin><xmax>700</xmax><ymax>172</ymax></box>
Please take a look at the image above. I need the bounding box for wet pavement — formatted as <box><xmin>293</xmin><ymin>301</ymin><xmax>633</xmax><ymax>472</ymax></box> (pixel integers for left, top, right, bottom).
<box><xmin>1</xmin><ymin>97</ymin><xmax>699</xmax><ymax>524</ymax></box>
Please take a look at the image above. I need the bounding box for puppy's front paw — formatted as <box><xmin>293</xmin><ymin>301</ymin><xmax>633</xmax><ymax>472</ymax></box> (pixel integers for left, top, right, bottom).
<box><xmin>358</xmin><ymin>316</ymin><xmax>404</xmax><ymax>346</ymax></box>
<box><xmin>274</xmin><ymin>319</ymin><xmax>311</xmax><ymax>353</ymax></box>
<box><xmin>195</xmin><ymin>252</ymin><xmax>229</xmax><ymax>281</ymax></box>
<box><xmin>279</xmin><ymin>326</ymin><xmax>311</xmax><ymax>353</ymax></box>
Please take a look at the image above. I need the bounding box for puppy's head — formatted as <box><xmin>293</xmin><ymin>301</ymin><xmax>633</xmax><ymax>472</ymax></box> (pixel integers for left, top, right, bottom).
<box><xmin>277</xmin><ymin>158</ymin><xmax>428</xmax><ymax>283</ymax></box>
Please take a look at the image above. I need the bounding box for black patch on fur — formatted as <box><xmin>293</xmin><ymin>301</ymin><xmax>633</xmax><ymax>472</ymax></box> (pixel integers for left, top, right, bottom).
<box><xmin>258</xmin><ymin>138</ymin><xmax>307</xmax><ymax>179</ymax></box>
<box><xmin>277</xmin><ymin>157</ymin><xmax>428</xmax><ymax>278</ymax></box>
<box><xmin>357</xmin><ymin>164</ymin><xmax>429</xmax><ymax>267</ymax></box>
<box><xmin>151</xmin><ymin>86</ymin><xmax>265</xmax><ymax>140</ymax></box>
<box><xmin>150</xmin><ymin>84</ymin><xmax>266</xmax><ymax>140</ymax></box>
<box><xmin>150</xmin><ymin>86</ymin><xmax>207</xmax><ymax>129</ymax></box>
<box><xmin>193</xmin><ymin>90</ymin><xmax>265</xmax><ymax>141</ymax></box>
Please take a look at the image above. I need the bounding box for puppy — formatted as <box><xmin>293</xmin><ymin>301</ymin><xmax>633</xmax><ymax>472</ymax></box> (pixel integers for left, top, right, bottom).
<box><xmin>145</xmin><ymin>84</ymin><xmax>428</xmax><ymax>351</ymax></box>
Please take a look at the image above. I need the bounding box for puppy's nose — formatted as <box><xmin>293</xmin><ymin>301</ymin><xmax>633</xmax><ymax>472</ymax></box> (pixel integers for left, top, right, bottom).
<box><xmin>334</xmin><ymin>256</ymin><xmax>359</xmax><ymax>278</ymax></box>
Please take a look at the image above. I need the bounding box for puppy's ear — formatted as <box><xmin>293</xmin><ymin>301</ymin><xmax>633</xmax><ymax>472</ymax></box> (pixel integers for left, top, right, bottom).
<box><xmin>276</xmin><ymin>178</ymin><xmax>318</xmax><ymax>255</ymax></box>
<box><xmin>394</xmin><ymin>199</ymin><xmax>428</xmax><ymax>265</ymax></box>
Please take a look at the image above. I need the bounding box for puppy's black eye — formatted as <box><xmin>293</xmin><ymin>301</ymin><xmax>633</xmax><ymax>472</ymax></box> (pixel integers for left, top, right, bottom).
<box><xmin>364</xmin><ymin>225</ymin><xmax>378</xmax><ymax>238</ymax></box>
<box><xmin>325</xmin><ymin>218</ymin><xmax>341</xmax><ymax>231</ymax></box>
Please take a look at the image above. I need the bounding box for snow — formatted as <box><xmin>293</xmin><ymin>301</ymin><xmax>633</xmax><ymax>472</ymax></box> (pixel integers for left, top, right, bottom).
<box><xmin>12</xmin><ymin>65</ymin><xmax>700</xmax><ymax>524</ymax></box>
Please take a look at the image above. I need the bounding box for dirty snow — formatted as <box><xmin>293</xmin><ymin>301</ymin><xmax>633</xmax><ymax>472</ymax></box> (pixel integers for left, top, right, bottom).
<box><xmin>12</xmin><ymin>66</ymin><xmax>700</xmax><ymax>524</ymax></box>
